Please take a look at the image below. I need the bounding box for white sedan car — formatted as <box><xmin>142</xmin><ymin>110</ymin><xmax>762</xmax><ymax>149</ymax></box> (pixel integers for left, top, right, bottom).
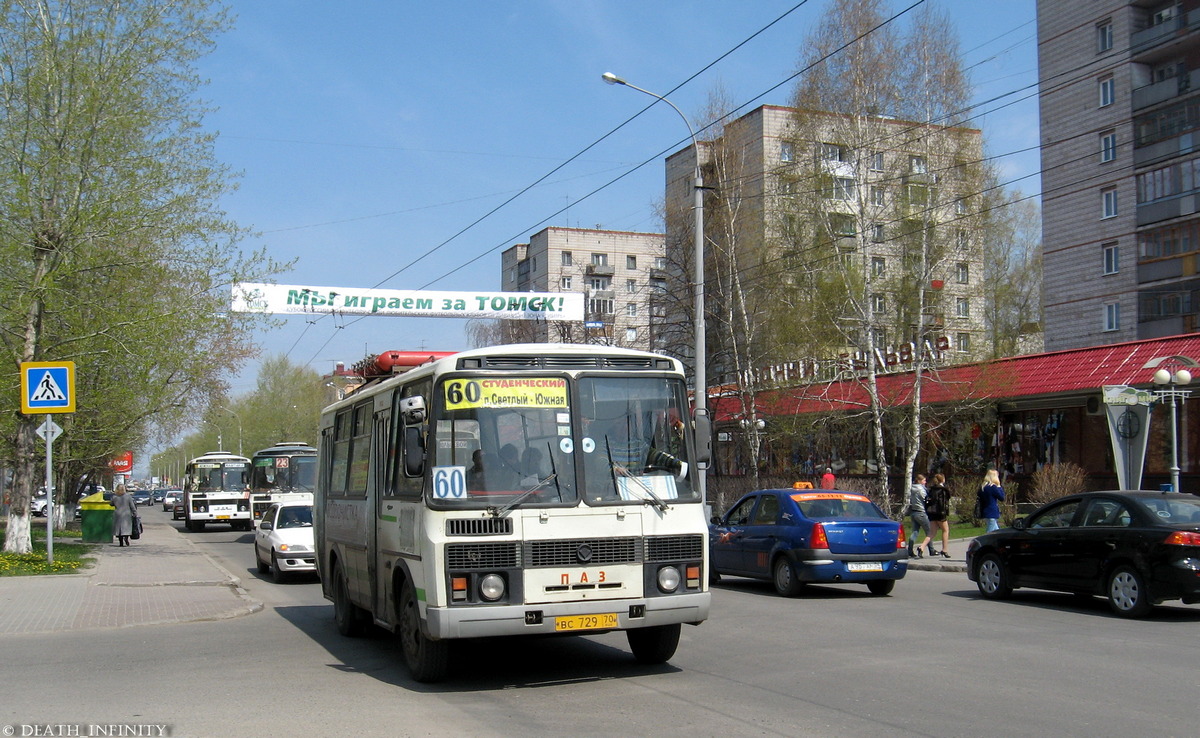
<box><xmin>254</xmin><ymin>501</ymin><xmax>316</xmax><ymax>583</ymax></box>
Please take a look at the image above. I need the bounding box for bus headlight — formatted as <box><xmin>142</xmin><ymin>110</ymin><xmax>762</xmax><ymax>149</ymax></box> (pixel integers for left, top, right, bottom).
<box><xmin>657</xmin><ymin>566</ymin><xmax>681</xmax><ymax>593</ymax></box>
<box><xmin>479</xmin><ymin>573</ymin><xmax>506</xmax><ymax>602</ymax></box>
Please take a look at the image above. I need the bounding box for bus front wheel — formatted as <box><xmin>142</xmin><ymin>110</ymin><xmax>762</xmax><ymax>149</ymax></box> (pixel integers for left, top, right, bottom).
<box><xmin>626</xmin><ymin>623</ymin><xmax>680</xmax><ymax>665</ymax></box>
<box><xmin>332</xmin><ymin>562</ymin><xmax>365</xmax><ymax>637</ymax></box>
<box><xmin>399</xmin><ymin>580</ymin><xmax>449</xmax><ymax>683</ymax></box>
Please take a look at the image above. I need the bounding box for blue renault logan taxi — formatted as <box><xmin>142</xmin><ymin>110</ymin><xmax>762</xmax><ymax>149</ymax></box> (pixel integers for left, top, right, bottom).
<box><xmin>709</xmin><ymin>489</ymin><xmax>908</xmax><ymax>596</ymax></box>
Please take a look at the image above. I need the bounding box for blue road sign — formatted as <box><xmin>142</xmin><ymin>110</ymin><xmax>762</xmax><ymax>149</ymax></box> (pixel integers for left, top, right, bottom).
<box><xmin>21</xmin><ymin>361</ymin><xmax>76</xmax><ymax>414</ymax></box>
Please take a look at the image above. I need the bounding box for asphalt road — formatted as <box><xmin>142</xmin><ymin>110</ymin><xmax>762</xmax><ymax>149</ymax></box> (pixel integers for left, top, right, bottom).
<box><xmin>4</xmin><ymin>511</ymin><xmax>1199</xmax><ymax>737</ymax></box>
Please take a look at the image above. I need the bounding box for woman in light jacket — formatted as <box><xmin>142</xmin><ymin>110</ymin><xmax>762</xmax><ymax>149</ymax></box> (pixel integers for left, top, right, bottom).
<box><xmin>111</xmin><ymin>485</ymin><xmax>138</xmax><ymax>547</ymax></box>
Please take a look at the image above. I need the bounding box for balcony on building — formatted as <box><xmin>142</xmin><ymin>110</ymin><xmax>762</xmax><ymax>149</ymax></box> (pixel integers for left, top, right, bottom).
<box><xmin>1132</xmin><ymin>67</ymin><xmax>1198</xmax><ymax>111</ymax></box>
<box><xmin>585</xmin><ymin>263</ymin><xmax>615</xmax><ymax>276</ymax></box>
<box><xmin>1137</xmin><ymin>191</ymin><xmax>1200</xmax><ymax>225</ymax></box>
<box><xmin>1130</xmin><ymin>4</ymin><xmax>1199</xmax><ymax>60</ymax></box>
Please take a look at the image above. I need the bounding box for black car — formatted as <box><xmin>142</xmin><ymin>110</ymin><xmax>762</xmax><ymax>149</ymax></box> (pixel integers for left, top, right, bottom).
<box><xmin>966</xmin><ymin>490</ymin><xmax>1200</xmax><ymax>618</ymax></box>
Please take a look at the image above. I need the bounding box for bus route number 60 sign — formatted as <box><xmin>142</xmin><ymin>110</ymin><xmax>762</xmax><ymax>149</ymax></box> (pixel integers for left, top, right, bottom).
<box><xmin>433</xmin><ymin>466</ymin><xmax>467</xmax><ymax>499</ymax></box>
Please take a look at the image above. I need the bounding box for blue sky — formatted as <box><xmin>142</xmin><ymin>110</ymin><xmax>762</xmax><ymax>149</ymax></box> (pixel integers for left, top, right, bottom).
<box><xmin>200</xmin><ymin>0</ymin><xmax>1040</xmax><ymax>396</ymax></box>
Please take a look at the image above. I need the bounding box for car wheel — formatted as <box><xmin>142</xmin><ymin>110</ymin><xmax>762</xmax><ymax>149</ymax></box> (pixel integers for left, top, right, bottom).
<box><xmin>1107</xmin><ymin>565</ymin><xmax>1153</xmax><ymax>618</ymax></box>
<box><xmin>399</xmin><ymin>579</ymin><xmax>449</xmax><ymax>682</ymax></box>
<box><xmin>626</xmin><ymin>623</ymin><xmax>681</xmax><ymax>665</ymax></box>
<box><xmin>332</xmin><ymin>562</ymin><xmax>365</xmax><ymax>637</ymax></box>
<box><xmin>773</xmin><ymin>556</ymin><xmax>802</xmax><ymax>597</ymax></box>
<box><xmin>271</xmin><ymin>551</ymin><xmax>286</xmax><ymax>584</ymax></box>
<box><xmin>975</xmin><ymin>553</ymin><xmax>1012</xmax><ymax>599</ymax></box>
<box><xmin>867</xmin><ymin>579</ymin><xmax>895</xmax><ymax>596</ymax></box>
<box><xmin>255</xmin><ymin>546</ymin><xmax>269</xmax><ymax>574</ymax></box>
<box><xmin>708</xmin><ymin>566</ymin><xmax>721</xmax><ymax>585</ymax></box>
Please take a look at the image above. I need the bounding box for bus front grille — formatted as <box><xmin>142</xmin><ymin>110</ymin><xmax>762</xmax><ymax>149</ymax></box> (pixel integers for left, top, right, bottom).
<box><xmin>526</xmin><ymin>537</ymin><xmax>641</xmax><ymax>567</ymax></box>
<box><xmin>446</xmin><ymin>518</ymin><xmax>513</xmax><ymax>536</ymax></box>
<box><xmin>646</xmin><ymin>534</ymin><xmax>704</xmax><ymax>562</ymax></box>
<box><xmin>445</xmin><ymin>542</ymin><xmax>519</xmax><ymax>570</ymax></box>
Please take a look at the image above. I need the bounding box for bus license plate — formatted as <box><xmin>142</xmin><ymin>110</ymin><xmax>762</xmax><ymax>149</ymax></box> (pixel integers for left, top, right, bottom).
<box><xmin>216</xmin><ymin>515</ymin><xmax>230</xmax><ymax>519</ymax></box>
<box><xmin>847</xmin><ymin>562</ymin><xmax>883</xmax><ymax>572</ymax></box>
<box><xmin>554</xmin><ymin>613</ymin><xmax>618</xmax><ymax>632</ymax></box>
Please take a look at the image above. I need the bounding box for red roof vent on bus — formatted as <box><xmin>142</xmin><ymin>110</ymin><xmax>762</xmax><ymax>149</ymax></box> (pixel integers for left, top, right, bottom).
<box><xmin>351</xmin><ymin>351</ymin><xmax>458</xmax><ymax>377</ymax></box>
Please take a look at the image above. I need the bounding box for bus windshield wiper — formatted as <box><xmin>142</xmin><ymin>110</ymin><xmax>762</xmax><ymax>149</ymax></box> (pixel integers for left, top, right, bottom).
<box><xmin>489</xmin><ymin>474</ymin><xmax>559</xmax><ymax>518</ymax></box>
<box><xmin>612</xmin><ymin>465</ymin><xmax>669</xmax><ymax>512</ymax></box>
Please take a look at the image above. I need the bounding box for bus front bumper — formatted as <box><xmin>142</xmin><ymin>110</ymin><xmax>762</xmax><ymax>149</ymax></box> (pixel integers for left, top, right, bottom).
<box><xmin>425</xmin><ymin>592</ymin><xmax>710</xmax><ymax>640</ymax></box>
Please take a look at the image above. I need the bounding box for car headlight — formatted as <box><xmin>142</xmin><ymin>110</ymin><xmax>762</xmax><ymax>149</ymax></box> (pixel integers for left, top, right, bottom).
<box><xmin>657</xmin><ymin>566</ymin><xmax>681</xmax><ymax>593</ymax></box>
<box><xmin>479</xmin><ymin>573</ymin><xmax>505</xmax><ymax>602</ymax></box>
<box><xmin>279</xmin><ymin>544</ymin><xmax>310</xmax><ymax>553</ymax></box>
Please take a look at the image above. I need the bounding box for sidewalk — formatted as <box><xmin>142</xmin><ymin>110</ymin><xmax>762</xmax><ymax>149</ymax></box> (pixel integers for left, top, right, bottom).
<box><xmin>905</xmin><ymin>536</ymin><xmax>974</xmax><ymax>573</ymax></box>
<box><xmin>0</xmin><ymin>515</ymin><xmax>262</xmax><ymax>636</ymax></box>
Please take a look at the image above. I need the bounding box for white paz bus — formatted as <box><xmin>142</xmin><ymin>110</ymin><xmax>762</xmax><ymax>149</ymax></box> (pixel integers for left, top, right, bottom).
<box><xmin>315</xmin><ymin>344</ymin><xmax>712</xmax><ymax>682</ymax></box>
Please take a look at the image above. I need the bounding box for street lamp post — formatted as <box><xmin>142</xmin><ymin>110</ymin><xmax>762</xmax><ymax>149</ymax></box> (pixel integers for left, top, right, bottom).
<box><xmin>1145</xmin><ymin>354</ymin><xmax>1199</xmax><ymax>492</ymax></box>
<box><xmin>218</xmin><ymin>406</ymin><xmax>244</xmax><ymax>457</ymax></box>
<box><xmin>603</xmin><ymin>72</ymin><xmax>709</xmax><ymax>504</ymax></box>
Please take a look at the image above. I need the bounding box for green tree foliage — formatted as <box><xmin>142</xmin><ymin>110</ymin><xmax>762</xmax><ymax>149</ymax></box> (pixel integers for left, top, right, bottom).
<box><xmin>0</xmin><ymin>0</ymin><xmax>283</xmax><ymax>553</ymax></box>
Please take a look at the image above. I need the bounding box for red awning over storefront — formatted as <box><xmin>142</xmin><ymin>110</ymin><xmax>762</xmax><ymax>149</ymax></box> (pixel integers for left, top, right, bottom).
<box><xmin>710</xmin><ymin>334</ymin><xmax>1200</xmax><ymax>421</ymax></box>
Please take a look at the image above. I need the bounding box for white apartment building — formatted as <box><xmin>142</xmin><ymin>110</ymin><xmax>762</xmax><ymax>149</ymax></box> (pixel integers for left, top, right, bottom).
<box><xmin>500</xmin><ymin>226</ymin><xmax>667</xmax><ymax>350</ymax></box>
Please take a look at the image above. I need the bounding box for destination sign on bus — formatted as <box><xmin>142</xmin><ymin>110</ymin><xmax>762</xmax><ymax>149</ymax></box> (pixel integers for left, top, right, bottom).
<box><xmin>444</xmin><ymin>377</ymin><xmax>568</xmax><ymax>411</ymax></box>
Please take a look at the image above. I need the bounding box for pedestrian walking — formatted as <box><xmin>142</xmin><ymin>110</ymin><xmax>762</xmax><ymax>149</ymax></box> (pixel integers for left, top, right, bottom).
<box><xmin>906</xmin><ymin>474</ymin><xmax>932</xmax><ymax>558</ymax></box>
<box><xmin>111</xmin><ymin>485</ymin><xmax>138</xmax><ymax>547</ymax></box>
<box><xmin>978</xmin><ymin>469</ymin><xmax>1006</xmax><ymax>533</ymax></box>
<box><xmin>820</xmin><ymin>467</ymin><xmax>836</xmax><ymax>489</ymax></box>
<box><xmin>925</xmin><ymin>473</ymin><xmax>952</xmax><ymax>558</ymax></box>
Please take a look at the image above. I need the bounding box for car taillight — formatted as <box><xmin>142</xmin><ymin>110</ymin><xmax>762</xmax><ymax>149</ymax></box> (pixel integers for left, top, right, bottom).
<box><xmin>896</xmin><ymin>525</ymin><xmax>906</xmax><ymax>549</ymax></box>
<box><xmin>1164</xmin><ymin>530</ymin><xmax>1200</xmax><ymax>545</ymax></box>
<box><xmin>811</xmin><ymin>522</ymin><xmax>829</xmax><ymax>549</ymax></box>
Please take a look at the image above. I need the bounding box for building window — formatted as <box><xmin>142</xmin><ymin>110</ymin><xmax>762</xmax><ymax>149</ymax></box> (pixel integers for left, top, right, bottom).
<box><xmin>831</xmin><ymin>177</ymin><xmax>855</xmax><ymax>200</ymax></box>
<box><xmin>653</xmin><ymin>256</ymin><xmax>667</xmax><ymax>270</ymax></box>
<box><xmin>830</xmin><ymin>214</ymin><xmax>855</xmax><ymax>237</ymax></box>
<box><xmin>956</xmin><ymin>262</ymin><xmax>969</xmax><ymax>284</ymax></box>
<box><xmin>1099</xmin><ymin>75</ymin><xmax>1115</xmax><ymax>107</ymax></box>
<box><xmin>871</xmin><ymin>224</ymin><xmax>885</xmax><ymax>242</ymax></box>
<box><xmin>560</xmin><ymin>276</ymin><xmax>573</xmax><ymax>290</ymax></box>
<box><xmin>955</xmin><ymin>198</ymin><xmax>969</xmax><ymax>215</ymax></box>
<box><xmin>956</xmin><ymin>229</ymin><xmax>969</xmax><ymax>250</ymax></box>
<box><xmin>1102</xmin><ymin>187</ymin><xmax>1119</xmax><ymax>218</ymax></box>
<box><xmin>1097</xmin><ymin>20</ymin><xmax>1113</xmax><ymax>53</ymax></box>
<box><xmin>625</xmin><ymin>327</ymin><xmax>638</xmax><ymax>342</ymax></box>
<box><xmin>909</xmin><ymin>155</ymin><xmax>927</xmax><ymax>174</ymax></box>
<box><xmin>561</xmin><ymin>251</ymin><xmax>572</xmax><ymax>266</ymax></box>
<box><xmin>871</xmin><ymin>256</ymin><xmax>886</xmax><ymax>276</ymax></box>
<box><xmin>780</xmin><ymin>141</ymin><xmax>794</xmax><ymax>163</ymax></box>
<box><xmin>956</xmin><ymin>332</ymin><xmax>971</xmax><ymax>352</ymax></box>
<box><xmin>955</xmin><ymin>297</ymin><xmax>970</xmax><ymax>318</ymax></box>
<box><xmin>650</xmin><ymin>278</ymin><xmax>667</xmax><ymax>292</ymax></box>
<box><xmin>626</xmin><ymin>255</ymin><xmax>637</xmax><ymax>270</ymax></box>
<box><xmin>822</xmin><ymin>143</ymin><xmax>847</xmax><ymax>162</ymax></box>
<box><xmin>591</xmin><ymin>253</ymin><xmax>608</xmax><ymax>266</ymax></box>
<box><xmin>589</xmin><ymin>298</ymin><xmax>614</xmax><ymax>315</ymax></box>
<box><xmin>589</xmin><ymin>276</ymin><xmax>610</xmax><ymax>290</ymax></box>
<box><xmin>626</xmin><ymin>302</ymin><xmax>637</xmax><ymax>317</ymax></box>
<box><xmin>1100</xmin><ymin>131</ymin><xmax>1117</xmax><ymax>163</ymax></box>
<box><xmin>1103</xmin><ymin>242</ymin><xmax>1119</xmax><ymax>274</ymax></box>
<box><xmin>871</xmin><ymin>293</ymin><xmax>886</xmax><ymax>313</ymax></box>
<box><xmin>1104</xmin><ymin>302</ymin><xmax>1120</xmax><ymax>331</ymax></box>
<box><xmin>870</xmin><ymin>151</ymin><xmax>884</xmax><ymax>171</ymax></box>
<box><xmin>871</xmin><ymin>186</ymin><xmax>885</xmax><ymax>207</ymax></box>
<box><xmin>626</xmin><ymin>279</ymin><xmax>636</xmax><ymax>293</ymax></box>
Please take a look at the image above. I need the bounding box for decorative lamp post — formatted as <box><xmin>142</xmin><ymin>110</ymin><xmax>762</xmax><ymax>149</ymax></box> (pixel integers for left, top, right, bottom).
<box><xmin>602</xmin><ymin>72</ymin><xmax>709</xmax><ymax>503</ymax></box>
<box><xmin>1142</xmin><ymin>357</ymin><xmax>1200</xmax><ymax>494</ymax></box>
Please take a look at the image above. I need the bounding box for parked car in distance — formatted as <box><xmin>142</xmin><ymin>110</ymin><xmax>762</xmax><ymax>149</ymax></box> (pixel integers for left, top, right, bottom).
<box><xmin>30</xmin><ymin>495</ymin><xmax>49</xmax><ymax>517</ymax></box>
<box><xmin>132</xmin><ymin>490</ymin><xmax>153</xmax><ymax>507</ymax></box>
<box><xmin>254</xmin><ymin>501</ymin><xmax>316</xmax><ymax>583</ymax></box>
<box><xmin>710</xmin><ymin>489</ymin><xmax>907</xmax><ymax>597</ymax></box>
<box><xmin>163</xmin><ymin>490</ymin><xmax>184</xmax><ymax>512</ymax></box>
<box><xmin>967</xmin><ymin>490</ymin><xmax>1200</xmax><ymax>618</ymax></box>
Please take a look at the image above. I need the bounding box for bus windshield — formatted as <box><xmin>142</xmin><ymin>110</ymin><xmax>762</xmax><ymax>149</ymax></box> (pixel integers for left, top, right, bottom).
<box><xmin>196</xmin><ymin>462</ymin><xmax>249</xmax><ymax>492</ymax></box>
<box><xmin>431</xmin><ymin>376</ymin><xmax>576</xmax><ymax>507</ymax></box>
<box><xmin>252</xmin><ymin>455</ymin><xmax>317</xmax><ymax>492</ymax></box>
<box><xmin>577</xmin><ymin>375</ymin><xmax>697</xmax><ymax>505</ymax></box>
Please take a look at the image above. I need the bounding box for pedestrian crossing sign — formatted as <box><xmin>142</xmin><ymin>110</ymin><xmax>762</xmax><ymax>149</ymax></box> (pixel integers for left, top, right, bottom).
<box><xmin>21</xmin><ymin>361</ymin><xmax>75</xmax><ymax>414</ymax></box>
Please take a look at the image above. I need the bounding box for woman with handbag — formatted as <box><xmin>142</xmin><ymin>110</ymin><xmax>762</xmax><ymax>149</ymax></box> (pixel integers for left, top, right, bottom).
<box><xmin>925</xmin><ymin>474</ymin><xmax>952</xmax><ymax>558</ymax></box>
<box><xmin>111</xmin><ymin>485</ymin><xmax>139</xmax><ymax>547</ymax></box>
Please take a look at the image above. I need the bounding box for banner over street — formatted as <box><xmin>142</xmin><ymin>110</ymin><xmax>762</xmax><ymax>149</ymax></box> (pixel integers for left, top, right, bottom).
<box><xmin>231</xmin><ymin>283</ymin><xmax>584</xmax><ymax>321</ymax></box>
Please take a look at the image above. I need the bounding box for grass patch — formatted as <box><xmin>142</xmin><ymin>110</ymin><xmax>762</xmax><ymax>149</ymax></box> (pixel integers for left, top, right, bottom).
<box><xmin>0</xmin><ymin>522</ymin><xmax>93</xmax><ymax>576</ymax></box>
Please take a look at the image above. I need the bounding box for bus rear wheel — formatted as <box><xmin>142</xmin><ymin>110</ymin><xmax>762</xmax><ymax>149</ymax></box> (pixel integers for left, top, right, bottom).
<box><xmin>626</xmin><ymin>623</ymin><xmax>681</xmax><ymax>665</ymax></box>
<box><xmin>332</xmin><ymin>562</ymin><xmax>365</xmax><ymax>637</ymax></box>
<box><xmin>399</xmin><ymin>580</ymin><xmax>449</xmax><ymax>683</ymax></box>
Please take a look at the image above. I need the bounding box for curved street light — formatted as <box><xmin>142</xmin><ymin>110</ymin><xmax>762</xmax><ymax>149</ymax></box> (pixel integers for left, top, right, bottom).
<box><xmin>602</xmin><ymin>72</ymin><xmax>709</xmax><ymax>504</ymax></box>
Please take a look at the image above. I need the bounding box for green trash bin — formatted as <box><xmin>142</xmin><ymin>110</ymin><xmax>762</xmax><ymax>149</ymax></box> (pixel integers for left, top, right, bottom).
<box><xmin>79</xmin><ymin>493</ymin><xmax>114</xmax><ymax>543</ymax></box>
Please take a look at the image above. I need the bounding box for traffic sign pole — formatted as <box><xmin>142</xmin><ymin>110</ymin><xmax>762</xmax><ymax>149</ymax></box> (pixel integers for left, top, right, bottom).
<box><xmin>45</xmin><ymin>414</ymin><xmax>54</xmax><ymax>564</ymax></box>
<box><xmin>21</xmin><ymin>361</ymin><xmax>74</xmax><ymax>564</ymax></box>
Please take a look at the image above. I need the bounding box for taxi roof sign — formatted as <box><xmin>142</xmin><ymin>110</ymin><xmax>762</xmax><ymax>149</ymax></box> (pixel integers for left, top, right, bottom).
<box><xmin>21</xmin><ymin>361</ymin><xmax>75</xmax><ymax>414</ymax></box>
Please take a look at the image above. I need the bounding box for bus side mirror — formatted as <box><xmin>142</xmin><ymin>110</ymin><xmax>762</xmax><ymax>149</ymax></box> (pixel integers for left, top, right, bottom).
<box><xmin>693</xmin><ymin>412</ymin><xmax>712</xmax><ymax>465</ymax></box>
<box><xmin>399</xmin><ymin>395</ymin><xmax>426</xmax><ymax>423</ymax></box>
<box><xmin>403</xmin><ymin>425</ymin><xmax>425</xmax><ymax>477</ymax></box>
